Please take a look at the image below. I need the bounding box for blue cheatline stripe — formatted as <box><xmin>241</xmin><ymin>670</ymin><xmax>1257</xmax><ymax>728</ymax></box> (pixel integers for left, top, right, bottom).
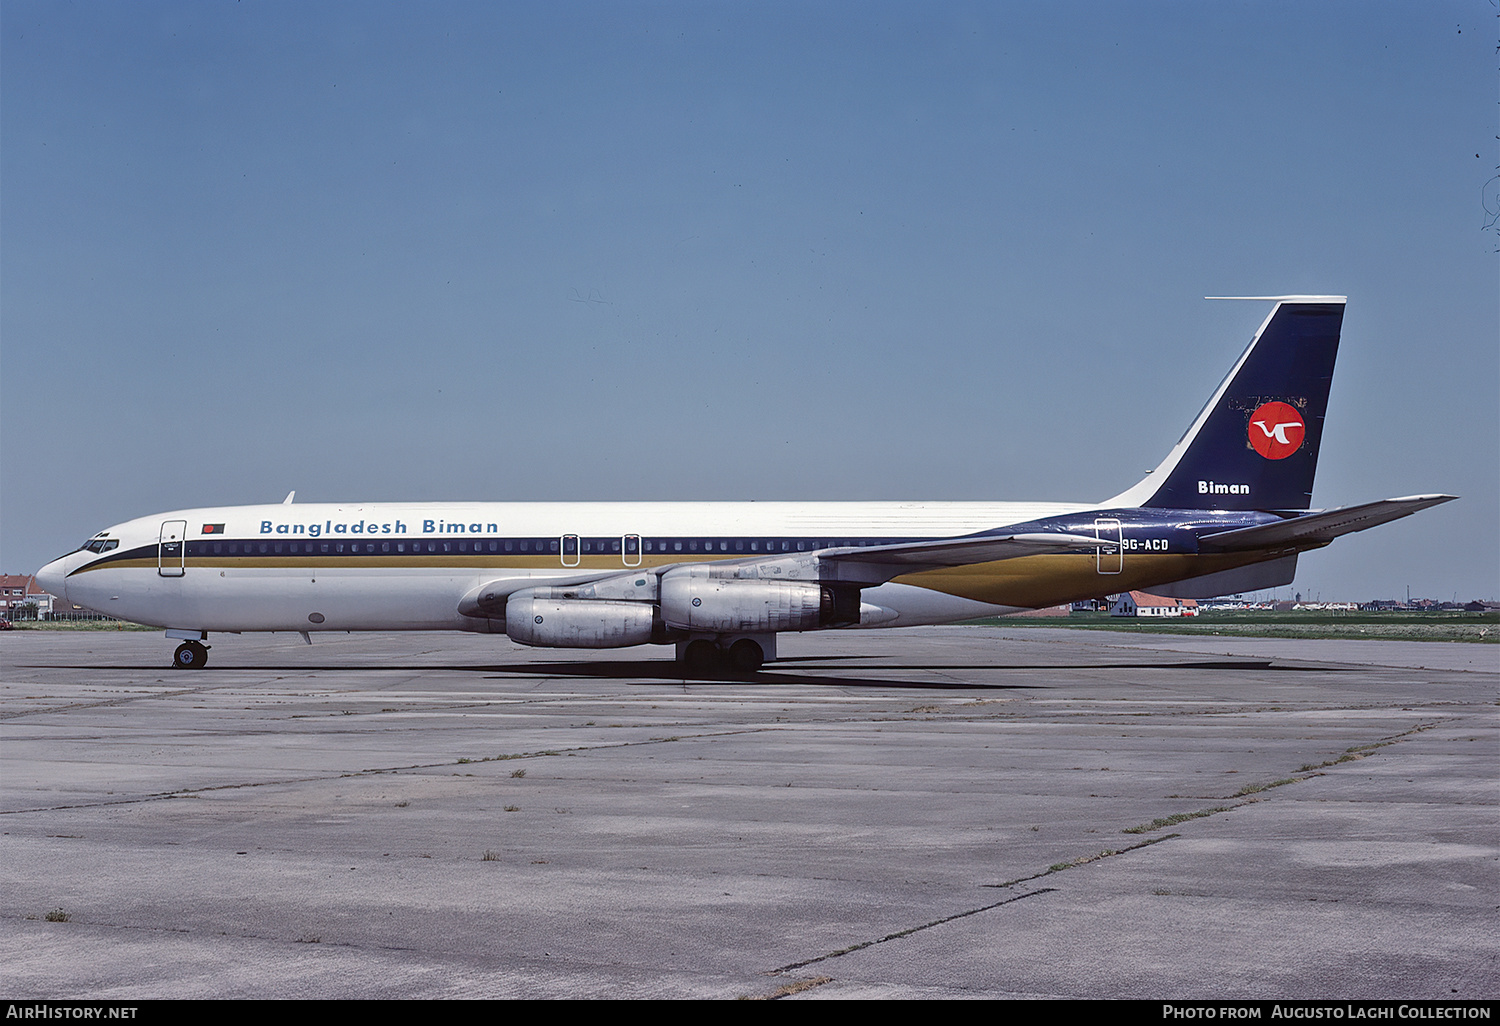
<box><xmin>71</xmin><ymin>535</ymin><xmax>930</xmax><ymax>573</ymax></box>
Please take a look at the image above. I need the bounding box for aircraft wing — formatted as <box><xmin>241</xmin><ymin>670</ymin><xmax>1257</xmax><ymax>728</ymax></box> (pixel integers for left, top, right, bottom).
<box><xmin>459</xmin><ymin>531</ymin><xmax>1106</xmax><ymax>615</ymax></box>
<box><xmin>812</xmin><ymin>532</ymin><xmax>1108</xmax><ymax>585</ymax></box>
<box><xmin>1197</xmin><ymin>494</ymin><xmax>1456</xmax><ymax>552</ymax></box>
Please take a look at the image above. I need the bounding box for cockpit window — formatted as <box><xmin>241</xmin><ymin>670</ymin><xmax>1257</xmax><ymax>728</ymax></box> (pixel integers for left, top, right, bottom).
<box><xmin>79</xmin><ymin>538</ymin><xmax>119</xmax><ymax>553</ymax></box>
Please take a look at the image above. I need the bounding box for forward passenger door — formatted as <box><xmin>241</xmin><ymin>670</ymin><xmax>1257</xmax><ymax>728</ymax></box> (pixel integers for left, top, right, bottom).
<box><xmin>158</xmin><ymin>521</ymin><xmax>187</xmax><ymax>577</ymax></box>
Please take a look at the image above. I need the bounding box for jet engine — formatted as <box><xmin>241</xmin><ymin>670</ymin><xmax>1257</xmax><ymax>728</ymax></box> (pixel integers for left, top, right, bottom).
<box><xmin>659</xmin><ymin>565</ymin><xmax>859</xmax><ymax>633</ymax></box>
<box><xmin>505</xmin><ymin>587</ymin><xmax>656</xmax><ymax>648</ymax></box>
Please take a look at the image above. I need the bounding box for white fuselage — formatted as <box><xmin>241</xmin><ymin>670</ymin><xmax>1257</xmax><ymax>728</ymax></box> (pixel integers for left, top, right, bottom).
<box><xmin>42</xmin><ymin>500</ymin><xmax>1092</xmax><ymax>635</ymax></box>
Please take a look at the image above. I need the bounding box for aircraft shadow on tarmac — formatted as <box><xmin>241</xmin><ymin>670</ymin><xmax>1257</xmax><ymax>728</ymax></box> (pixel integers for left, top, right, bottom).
<box><xmin>32</xmin><ymin>657</ymin><xmax>1357</xmax><ymax>690</ymax></box>
<box><xmin>477</xmin><ymin>657</ymin><xmax>1347</xmax><ymax>690</ymax></box>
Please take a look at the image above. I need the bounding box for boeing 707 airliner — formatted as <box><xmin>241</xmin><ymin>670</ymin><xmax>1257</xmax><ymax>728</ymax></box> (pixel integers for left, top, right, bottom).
<box><xmin>36</xmin><ymin>297</ymin><xmax>1453</xmax><ymax>671</ymax></box>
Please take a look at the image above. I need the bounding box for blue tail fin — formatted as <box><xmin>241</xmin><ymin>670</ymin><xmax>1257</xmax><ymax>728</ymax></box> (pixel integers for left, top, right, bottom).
<box><xmin>1108</xmin><ymin>297</ymin><xmax>1345</xmax><ymax>511</ymax></box>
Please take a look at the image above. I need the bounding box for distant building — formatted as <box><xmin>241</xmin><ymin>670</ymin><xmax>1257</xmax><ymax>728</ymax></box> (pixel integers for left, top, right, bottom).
<box><xmin>0</xmin><ymin>574</ymin><xmax>111</xmax><ymax>620</ymax></box>
<box><xmin>0</xmin><ymin>574</ymin><xmax>53</xmax><ymax>617</ymax></box>
<box><xmin>1110</xmin><ymin>591</ymin><xmax>1199</xmax><ymax>618</ymax></box>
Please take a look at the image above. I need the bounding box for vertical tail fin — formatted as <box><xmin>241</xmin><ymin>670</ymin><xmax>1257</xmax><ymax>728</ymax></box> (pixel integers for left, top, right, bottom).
<box><xmin>1108</xmin><ymin>297</ymin><xmax>1345</xmax><ymax>511</ymax></box>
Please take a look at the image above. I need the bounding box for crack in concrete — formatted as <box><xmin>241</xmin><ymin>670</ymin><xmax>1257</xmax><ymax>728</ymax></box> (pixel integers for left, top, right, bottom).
<box><xmin>0</xmin><ymin>728</ymin><xmax>779</xmax><ymax>815</ymax></box>
<box><xmin>0</xmin><ymin>686</ymin><xmax>231</xmax><ymax>719</ymax></box>
<box><xmin>741</xmin><ymin>974</ymin><xmax>835</xmax><ymax>1000</ymax></box>
<box><xmin>768</xmin><ymin>886</ymin><xmax>1057</xmax><ymax>975</ymax></box>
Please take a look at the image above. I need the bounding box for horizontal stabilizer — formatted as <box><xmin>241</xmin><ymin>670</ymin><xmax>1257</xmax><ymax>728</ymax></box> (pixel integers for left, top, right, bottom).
<box><xmin>1199</xmin><ymin>495</ymin><xmax>1456</xmax><ymax>552</ymax></box>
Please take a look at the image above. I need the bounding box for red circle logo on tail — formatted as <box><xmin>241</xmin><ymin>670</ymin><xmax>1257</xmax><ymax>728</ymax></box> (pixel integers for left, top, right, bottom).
<box><xmin>1247</xmin><ymin>401</ymin><xmax>1305</xmax><ymax>459</ymax></box>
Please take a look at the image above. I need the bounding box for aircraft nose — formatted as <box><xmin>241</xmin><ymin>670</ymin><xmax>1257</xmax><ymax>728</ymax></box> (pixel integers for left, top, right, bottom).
<box><xmin>35</xmin><ymin>557</ymin><xmax>69</xmax><ymax>606</ymax></box>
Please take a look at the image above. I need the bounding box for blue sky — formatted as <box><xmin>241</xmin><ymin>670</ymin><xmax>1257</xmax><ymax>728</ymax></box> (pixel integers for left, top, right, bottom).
<box><xmin>3</xmin><ymin>1</ymin><xmax>1495</xmax><ymax>601</ymax></box>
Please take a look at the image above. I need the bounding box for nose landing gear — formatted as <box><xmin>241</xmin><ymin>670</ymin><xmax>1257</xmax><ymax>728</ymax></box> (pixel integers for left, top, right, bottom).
<box><xmin>171</xmin><ymin>640</ymin><xmax>210</xmax><ymax>669</ymax></box>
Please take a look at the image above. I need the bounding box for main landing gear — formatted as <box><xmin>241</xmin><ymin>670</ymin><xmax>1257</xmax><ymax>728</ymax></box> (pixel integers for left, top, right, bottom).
<box><xmin>172</xmin><ymin>640</ymin><xmax>209</xmax><ymax>669</ymax></box>
<box><xmin>678</xmin><ymin>636</ymin><xmax>772</xmax><ymax>674</ymax></box>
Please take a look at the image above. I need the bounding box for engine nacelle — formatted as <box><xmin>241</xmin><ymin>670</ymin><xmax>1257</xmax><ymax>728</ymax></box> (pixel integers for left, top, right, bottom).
<box><xmin>505</xmin><ymin>588</ymin><xmax>656</xmax><ymax>648</ymax></box>
<box><xmin>659</xmin><ymin>566</ymin><xmax>858</xmax><ymax>633</ymax></box>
